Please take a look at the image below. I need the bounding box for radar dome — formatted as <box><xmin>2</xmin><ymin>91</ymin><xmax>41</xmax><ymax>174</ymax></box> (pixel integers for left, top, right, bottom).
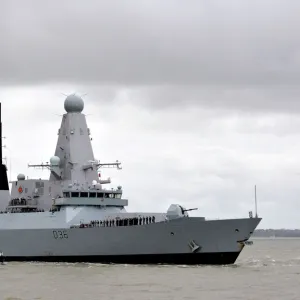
<box><xmin>50</xmin><ymin>156</ymin><xmax>60</xmax><ymax>167</ymax></box>
<box><xmin>17</xmin><ymin>173</ymin><xmax>25</xmax><ymax>181</ymax></box>
<box><xmin>64</xmin><ymin>94</ymin><xmax>84</xmax><ymax>113</ymax></box>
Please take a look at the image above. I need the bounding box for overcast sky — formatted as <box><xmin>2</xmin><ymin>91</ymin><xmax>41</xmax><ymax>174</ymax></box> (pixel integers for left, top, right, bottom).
<box><xmin>1</xmin><ymin>0</ymin><xmax>300</xmax><ymax>228</ymax></box>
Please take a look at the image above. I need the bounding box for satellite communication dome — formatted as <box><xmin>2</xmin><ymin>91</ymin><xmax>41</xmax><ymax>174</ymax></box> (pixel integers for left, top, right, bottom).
<box><xmin>64</xmin><ymin>94</ymin><xmax>84</xmax><ymax>113</ymax></box>
<box><xmin>50</xmin><ymin>156</ymin><xmax>60</xmax><ymax>167</ymax></box>
<box><xmin>17</xmin><ymin>173</ymin><xmax>25</xmax><ymax>181</ymax></box>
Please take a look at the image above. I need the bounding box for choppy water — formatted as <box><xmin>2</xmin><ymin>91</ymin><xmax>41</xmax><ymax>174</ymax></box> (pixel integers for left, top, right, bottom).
<box><xmin>0</xmin><ymin>238</ymin><xmax>299</xmax><ymax>300</ymax></box>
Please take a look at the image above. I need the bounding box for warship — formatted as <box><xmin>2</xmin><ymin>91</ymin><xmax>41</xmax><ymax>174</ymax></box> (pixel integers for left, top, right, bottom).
<box><xmin>0</xmin><ymin>95</ymin><xmax>261</xmax><ymax>265</ymax></box>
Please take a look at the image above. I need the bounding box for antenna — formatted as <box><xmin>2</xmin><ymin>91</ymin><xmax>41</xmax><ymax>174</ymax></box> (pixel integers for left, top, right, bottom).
<box><xmin>254</xmin><ymin>185</ymin><xmax>258</xmax><ymax>218</ymax></box>
<box><xmin>0</xmin><ymin>103</ymin><xmax>2</xmax><ymax>162</ymax></box>
<box><xmin>0</xmin><ymin>103</ymin><xmax>9</xmax><ymax>191</ymax></box>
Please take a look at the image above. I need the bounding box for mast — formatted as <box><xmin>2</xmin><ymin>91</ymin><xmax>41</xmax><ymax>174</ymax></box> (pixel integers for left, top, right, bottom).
<box><xmin>0</xmin><ymin>103</ymin><xmax>9</xmax><ymax>191</ymax></box>
<box><xmin>254</xmin><ymin>185</ymin><xmax>258</xmax><ymax>218</ymax></box>
<box><xmin>0</xmin><ymin>103</ymin><xmax>2</xmax><ymax>162</ymax></box>
<box><xmin>27</xmin><ymin>94</ymin><xmax>122</xmax><ymax>188</ymax></box>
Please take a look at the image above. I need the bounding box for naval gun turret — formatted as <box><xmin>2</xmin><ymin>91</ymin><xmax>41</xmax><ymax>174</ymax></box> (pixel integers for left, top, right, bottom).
<box><xmin>166</xmin><ymin>204</ymin><xmax>202</xmax><ymax>221</ymax></box>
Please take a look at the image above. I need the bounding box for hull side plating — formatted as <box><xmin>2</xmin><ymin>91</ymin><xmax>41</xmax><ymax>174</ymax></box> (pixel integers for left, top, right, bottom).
<box><xmin>0</xmin><ymin>217</ymin><xmax>261</xmax><ymax>265</ymax></box>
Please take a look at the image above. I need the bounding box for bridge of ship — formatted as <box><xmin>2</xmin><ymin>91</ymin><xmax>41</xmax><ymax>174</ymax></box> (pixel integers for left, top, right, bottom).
<box><xmin>54</xmin><ymin>189</ymin><xmax>128</xmax><ymax>208</ymax></box>
<box><xmin>62</xmin><ymin>189</ymin><xmax>123</xmax><ymax>199</ymax></box>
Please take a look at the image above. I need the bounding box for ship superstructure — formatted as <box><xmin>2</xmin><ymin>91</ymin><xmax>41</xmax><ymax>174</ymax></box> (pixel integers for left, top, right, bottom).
<box><xmin>0</xmin><ymin>95</ymin><xmax>261</xmax><ymax>265</ymax></box>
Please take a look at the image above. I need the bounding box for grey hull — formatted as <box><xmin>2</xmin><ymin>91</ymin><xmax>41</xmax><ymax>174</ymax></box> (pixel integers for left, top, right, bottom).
<box><xmin>0</xmin><ymin>217</ymin><xmax>261</xmax><ymax>265</ymax></box>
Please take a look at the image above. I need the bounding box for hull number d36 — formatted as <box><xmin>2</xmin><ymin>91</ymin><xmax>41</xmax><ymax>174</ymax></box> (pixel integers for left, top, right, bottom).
<box><xmin>52</xmin><ymin>230</ymin><xmax>68</xmax><ymax>239</ymax></box>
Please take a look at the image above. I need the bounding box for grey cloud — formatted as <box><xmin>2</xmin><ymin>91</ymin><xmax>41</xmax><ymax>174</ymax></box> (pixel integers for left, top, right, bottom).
<box><xmin>1</xmin><ymin>0</ymin><xmax>300</xmax><ymax>87</ymax></box>
<box><xmin>63</xmin><ymin>83</ymin><xmax>300</xmax><ymax>114</ymax></box>
<box><xmin>110</xmin><ymin>85</ymin><xmax>300</xmax><ymax>113</ymax></box>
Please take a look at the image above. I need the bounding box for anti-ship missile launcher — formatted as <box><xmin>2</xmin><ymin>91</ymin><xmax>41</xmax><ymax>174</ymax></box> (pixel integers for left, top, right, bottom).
<box><xmin>0</xmin><ymin>95</ymin><xmax>261</xmax><ymax>265</ymax></box>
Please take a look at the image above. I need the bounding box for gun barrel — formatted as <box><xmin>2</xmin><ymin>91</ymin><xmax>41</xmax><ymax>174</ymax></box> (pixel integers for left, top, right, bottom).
<box><xmin>183</xmin><ymin>208</ymin><xmax>198</xmax><ymax>212</ymax></box>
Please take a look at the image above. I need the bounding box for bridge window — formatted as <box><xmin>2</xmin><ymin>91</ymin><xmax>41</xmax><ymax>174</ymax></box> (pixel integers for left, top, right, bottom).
<box><xmin>97</xmin><ymin>193</ymin><xmax>103</xmax><ymax>198</ymax></box>
<box><xmin>63</xmin><ymin>192</ymin><xmax>70</xmax><ymax>198</ymax></box>
<box><xmin>71</xmin><ymin>192</ymin><xmax>79</xmax><ymax>197</ymax></box>
<box><xmin>89</xmin><ymin>192</ymin><xmax>96</xmax><ymax>198</ymax></box>
<box><xmin>81</xmin><ymin>192</ymin><xmax>88</xmax><ymax>197</ymax></box>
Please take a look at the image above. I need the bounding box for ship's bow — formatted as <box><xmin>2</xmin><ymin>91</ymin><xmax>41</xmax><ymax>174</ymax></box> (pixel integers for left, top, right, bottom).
<box><xmin>161</xmin><ymin>216</ymin><xmax>262</xmax><ymax>265</ymax></box>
